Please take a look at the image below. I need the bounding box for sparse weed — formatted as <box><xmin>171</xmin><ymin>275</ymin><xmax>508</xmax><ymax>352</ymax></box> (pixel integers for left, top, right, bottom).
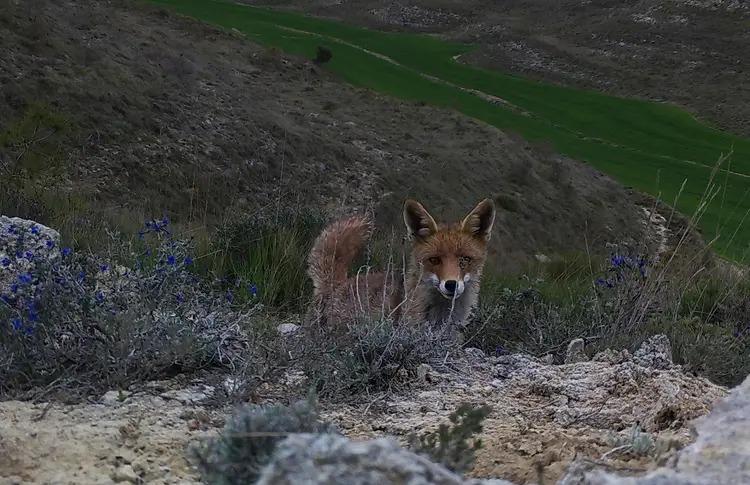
<box><xmin>300</xmin><ymin>315</ymin><xmax>459</xmax><ymax>397</ymax></box>
<box><xmin>603</xmin><ymin>422</ymin><xmax>659</xmax><ymax>459</ymax></box>
<box><xmin>192</xmin><ymin>395</ymin><xmax>335</xmax><ymax>485</ymax></box>
<box><xmin>210</xmin><ymin>209</ymin><xmax>325</xmax><ymax>311</ymax></box>
<box><xmin>408</xmin><ymin>403</ymin><xmax>491</xmax><ymax>474</ymax></box>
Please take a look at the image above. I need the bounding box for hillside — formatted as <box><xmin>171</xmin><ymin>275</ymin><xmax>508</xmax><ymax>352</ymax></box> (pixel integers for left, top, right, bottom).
<box><xmin>0</xmin><ymin>0</ymin><xmax>655</xmax><ymax>271</ymax></box>
<box><xmin>256</xmin><ymin>0</ymin><xmax>750</xmax><ymax>138</ymax></box>
<box><xmin>148</xmin><ymin>0</ymin><xmax>750</xmax><ymax>261</ymax></box>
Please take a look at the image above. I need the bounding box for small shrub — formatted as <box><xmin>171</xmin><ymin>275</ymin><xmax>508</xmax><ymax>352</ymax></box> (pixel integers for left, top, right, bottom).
<box><xmin>313</xmin><ymin>45</ymin><xmax>332</xmax><ymax>65</ymax></box>
<box><xmin>192</xmin><ymin>395</ymin><xmax>334</xmax><ymax>485</ymax></box>
<box><xmin>605</xmin><ymin>422</ymin><xmax>657</xmax><ymax>459</ymax></box>
<box><xmin>301</xmin><ymin>316</ymin><xmax>459</xmax><ymax>397</ymax></box>
<box><xmin>409</xmin><ymin>403</ymin><xmax>491</xmax><ymax>474</ymax></box>
<box><xmin>0</xmin><ymin>217</ymin><xmax>257</xmax><ymax>399</ymax></box>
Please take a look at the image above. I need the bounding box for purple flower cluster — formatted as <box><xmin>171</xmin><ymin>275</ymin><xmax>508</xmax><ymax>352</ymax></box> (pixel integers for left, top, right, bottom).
<box><xmin>595</xmin><ymin>253</ymin><xmax>649</xmax><ymax>289</ymax></box>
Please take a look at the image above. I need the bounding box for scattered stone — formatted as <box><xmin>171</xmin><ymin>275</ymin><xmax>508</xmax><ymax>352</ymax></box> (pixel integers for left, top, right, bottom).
<box><xmin>565</xmin><ymin>338</ymin><xmax>588</xmax><ymax>364</ymax></box>
<box><xmin>417</xmin><ymin>363</ymin><xmax>434</xmax><ymax>383</ymax></box>
<box><xmin>593</xmin><ymin>348</ymin><xmax>632</xmax><ymax>364</ymax></box>
<box><xmin>160</xmin><ymin>384</ymin><xmax>215</xmax><ymax>404</ymax></box>
<box><xmin>101</xmin><ymin>390</ymin><xmax>130</xmax><ymax>405</ymax></box>
<box><xmin>633</xmin><ymin>335</ymin><xmax>673</xmax><ymax>370</ymax></box>
<box><xmin>111</xmin><ymin>464</ymin><xmax>140</xmax><ymax>483</ymax></box>
<box><xmin>465</xmin><ymin>347</ymin><xmax>486</xmax><ymax>362</ymax></box>
<box><xmin>277</xmin><ymin>323</ymin><xmax>300</xmax><ymax>336</ymax></box>
<box><xmin>541</xmin><ymin>354</ymin><xmax>555</xmax><ymax>364</ymax></box>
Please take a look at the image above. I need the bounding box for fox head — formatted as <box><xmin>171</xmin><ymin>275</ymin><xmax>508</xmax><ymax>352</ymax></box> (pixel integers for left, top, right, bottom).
<box><xmin>404</xmin><ymin>198</ymin><xmax>496</xmax><ymax>300</ymax></box>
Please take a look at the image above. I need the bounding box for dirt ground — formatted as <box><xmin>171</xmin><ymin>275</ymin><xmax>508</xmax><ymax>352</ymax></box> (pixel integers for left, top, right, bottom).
<box><xmin>253</xmin><ymin>0</ymin><xmax>750</xmax><ymax>138</ymax></box>
<box><xmin>0</xmin><ymin>347</ymin><xmax>727</xmax><ymax>484</ymax></box>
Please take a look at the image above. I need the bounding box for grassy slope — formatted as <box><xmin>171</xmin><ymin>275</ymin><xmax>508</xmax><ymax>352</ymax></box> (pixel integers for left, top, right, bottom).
<box><xmin>152</xmin><ymin>0</ymin><xmax>750</xmax><ymax>260</ymax></box>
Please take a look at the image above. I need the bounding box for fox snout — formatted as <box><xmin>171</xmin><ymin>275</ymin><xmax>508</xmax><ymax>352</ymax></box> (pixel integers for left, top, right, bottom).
<box><xmin>439</xmin><ymin>278</ymin><xmax>465</xmax><ymax>299</ymax></box>
<box><xmin>426</xmin><ymin>272</ymin><xmax>469</xmax><ymax>299</ymax></box>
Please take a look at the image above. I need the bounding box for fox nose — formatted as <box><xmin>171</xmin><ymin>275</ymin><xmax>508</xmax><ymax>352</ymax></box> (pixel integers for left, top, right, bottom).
<box><xmin>444</xmin><ymin>280</ymin><xmax>457</xmax><ymax>294</ymax></box>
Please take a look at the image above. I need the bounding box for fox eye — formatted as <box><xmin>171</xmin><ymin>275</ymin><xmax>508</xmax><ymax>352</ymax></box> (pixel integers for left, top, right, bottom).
<box><xmin>459</xmin><ymin>256</ymin><xmax>472</xmax><ymax>268</ymax></box>
<box><xmin>427</xmin><ymin>256</ymin><xmax>441</xmax><ymax>265</ymax></box>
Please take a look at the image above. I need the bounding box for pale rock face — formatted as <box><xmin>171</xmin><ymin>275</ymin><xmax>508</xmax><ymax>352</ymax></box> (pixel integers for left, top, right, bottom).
<box><xmin>0</xmin><ymin>216</ymin><xmax>61</xmax><ymax>291</ymax></box>
<box><xmin>561</xmin><ymin>374</ymin><xmax>750</xmax><ymax>485</ymax></box>
<box><xmin>256</xmin><ymin>433</ymin><xmax>514</xmax><ymax>485</ymax></box>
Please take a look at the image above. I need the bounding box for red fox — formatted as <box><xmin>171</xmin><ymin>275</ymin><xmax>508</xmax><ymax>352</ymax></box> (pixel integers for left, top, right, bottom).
<box><xmin>307</xmin><ymin>199</ymin><xmax>495</xmax><ymax>326</ymax></box>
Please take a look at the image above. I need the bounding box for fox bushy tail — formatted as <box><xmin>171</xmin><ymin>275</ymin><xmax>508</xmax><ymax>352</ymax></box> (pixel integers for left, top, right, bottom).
<box><xmin>308</xmin><ymin>215</ymin><xmax>373</xmax><ymax>301</ymax></box>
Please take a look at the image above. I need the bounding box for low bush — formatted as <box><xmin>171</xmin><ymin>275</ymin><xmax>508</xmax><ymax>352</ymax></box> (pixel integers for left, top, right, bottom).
<box><xmin>192</xmin><ymin>395</ymin><xmax>334</xmax><ymax>485</ymax></box>
<box><xmin>300</xmin><ymin>315</ymin><xmax>459</xmax><ymax>397</ymax></box>
<box><xmin>0</xmin><ymin>217</ymin><xmax>259</xmax><ymax>400</ymax></box>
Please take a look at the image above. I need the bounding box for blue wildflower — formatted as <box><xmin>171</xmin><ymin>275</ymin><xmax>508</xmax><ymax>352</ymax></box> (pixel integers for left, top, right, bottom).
<box><xmin>100</xmin><ymin>264</ymin><xmax>109</xmax><ymax>273</ymax></box>
<box><xmin>167</xmin><ymin>255</ymin><xmax>176</xmax><ymax>266</ymax></box>
<box><xmin>225</xmin><ymin>290</ymin><xmax>234</xmax><ymax>303</ymax></box>
<box><xmin>77</xmin><ymin>271</ymin><xmax>86</xmax><ymax>283</ymax></box>
<box><xmin>610</xmin><ymin>255</ymin><xmax>626</xmax><ymax>267</ymax></box>
<box><xmin>184</xmin><ymin>256</ymin><xmax>193</xmax><ymax>266</ymax></box>
<box><xmin>247</xmin><ymin>283</ymin><xmax>258</xmax><ymax>297</ymax></box>
<box><xmin>595</xmin><ymin>277</ymin><xmax>614</xmax><ymax>289</ymax></box>
<box><xmin>24</xmin><ymin>326</ymin><xmax>34</xmax><ymax>336</ymax></box>
<box><xmin>10</xmin><ymin>283</ymin><xmax>19</xmax><ymax>293</ymax></box>
<box><xmin>30</xmin><ymin>225</ymin><xmax>39</xmax><ymax>235</ymax></box>
<box><xmin>61</xmin><ymin>247</ymin><xmax>73</xmax><ymax>257</ymax></box>
<box><xmin>1</xmin><ymin>258</ymin><xmax>10</xmax><ymax>267</ymax></box>
<box><xmin>46</xmin><ymin>239</ymin><xmax>55</xmax><ymax>249</ymax></box>
<box><xmin>1</xmin><ymin>294</ymin><xmax>13</xmax><ymax>304</ymax></box>
<box><xmin>11</xmin><ymin>318</ymin><xmax>22</xmax><ymax>331</ymax></box>
<box><xmin>27</xmin><ymin>307</ymin><xmax>39</xmax><ymax>322</ymax></box>
<box><xmin>24</xmin><ymin>251</ymin><xmax>33</xmax><ymax>260</ymax></box>
<box><xmin>18</xmin><ymin>273</ymin><xmax>33</xmax><ymax>285</ymax></box>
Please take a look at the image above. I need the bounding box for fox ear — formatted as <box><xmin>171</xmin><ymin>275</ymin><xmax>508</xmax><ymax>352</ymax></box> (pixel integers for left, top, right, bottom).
<box><xmin>461</xmin><ymin>199</ymin><xmax>496</xmax><ymax>241</ymax></box>
<box><xmin>403</xmin><ymin>199</ymin><xmax>438</xmax><ymax>240</ymax></box>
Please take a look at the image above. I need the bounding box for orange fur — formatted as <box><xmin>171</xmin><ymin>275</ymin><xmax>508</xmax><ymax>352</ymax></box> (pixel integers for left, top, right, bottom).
<box><xmin>307</xmin><ymin>199</ymin><xmax>496</xmax><ymax>326</ymax></box>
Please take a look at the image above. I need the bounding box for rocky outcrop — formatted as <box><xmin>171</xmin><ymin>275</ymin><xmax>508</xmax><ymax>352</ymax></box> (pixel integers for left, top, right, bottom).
<box><xmin>324</xmin><ymin>338</ymin><xmax>727</xmax><ymax>484</ymax></box>
<box><xmin>0</xmin><ymin>216</ymin><xmax>61</xmax><ymax>290</ymax></box>
<box><xmin>563</xmin><ymin>373</ymin><xmax>750</xmax><ymax>484</ymax></box>
<box><xmin>0</xmin><ymin>337</ymin><xmax>732</xmax><ymax>485</ymax></box>
<box><xmin>257</xmin><ymin>433</ymin><xmax>514</xmax><ymax>485</ymax></box>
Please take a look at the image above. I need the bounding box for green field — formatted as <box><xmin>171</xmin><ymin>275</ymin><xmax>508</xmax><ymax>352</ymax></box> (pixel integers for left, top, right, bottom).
<box><xmin>152</xmin><ymin>0</ymin><xmax>750</xmax><ymax>260</ymax></box>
